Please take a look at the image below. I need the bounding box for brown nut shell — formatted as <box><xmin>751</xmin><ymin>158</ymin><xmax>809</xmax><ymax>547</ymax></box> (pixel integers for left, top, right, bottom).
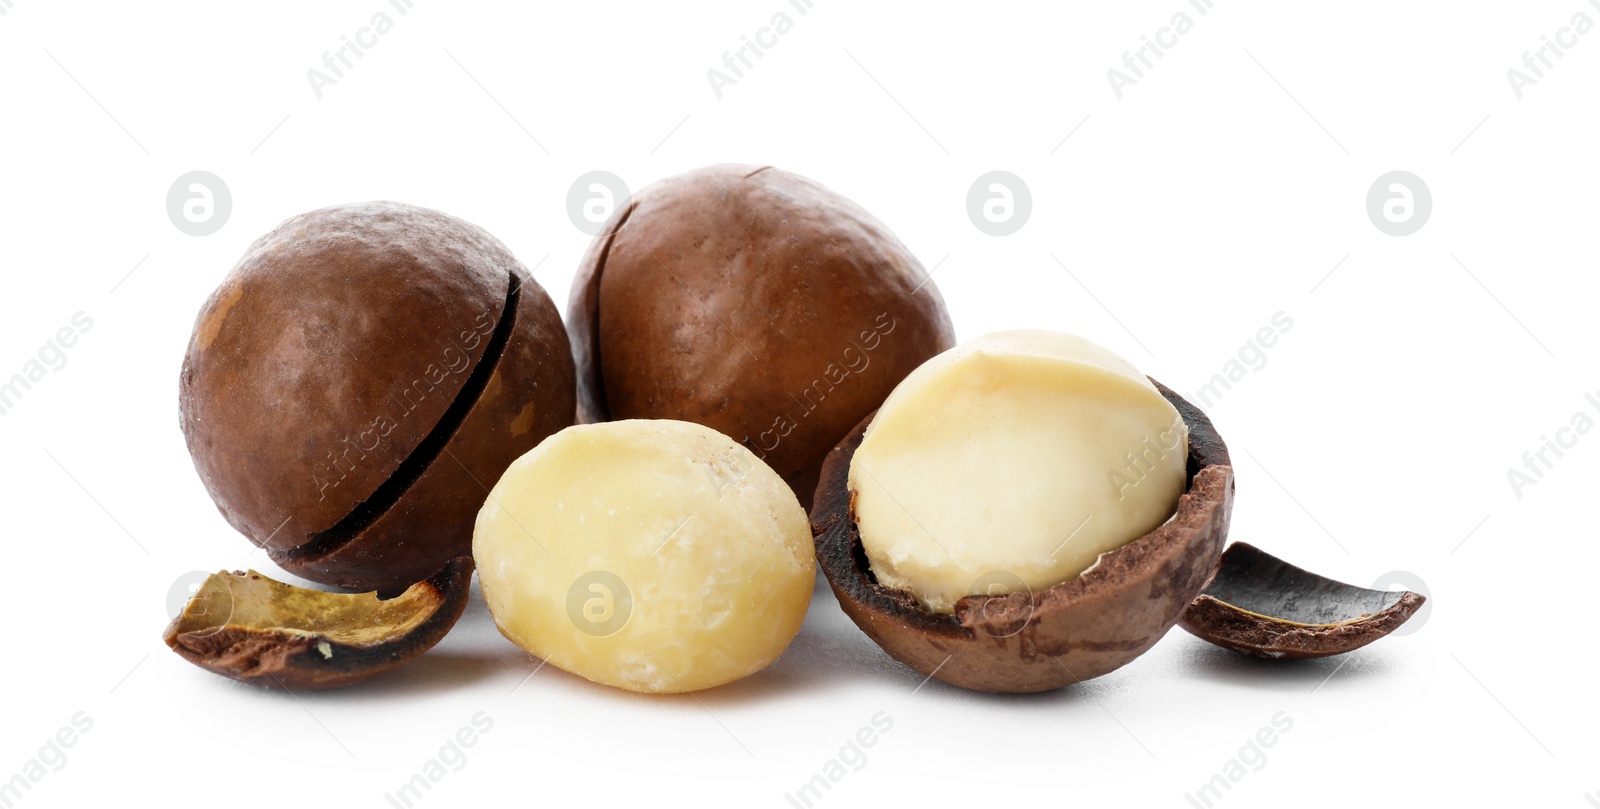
<box><xmin>568</xmin><ymin>164</ymin><xmax>956</xmax><ymax>507</ymax></box>
<box><xmin>811</xmin><ymin>381</ymin><xmax>1233</xmax><ymax>693</ymax></box>
<box><xmin>272</xmin><ymin>279</ymin><xmax>572</xmax><ymax>591</ymax></box>
<box><xmin>180</xmin><ymin>202</ymin><xmax>574</xmax><ymax>594</ymax></box>
<box><xmin>162</xmin><ymin>557</ymin><xmax>473</xmax><ymax>690</ymax></box>
<box><xmin>1179</xmin><ymin>542</ymin><xmax>1426</xmax><ymax>659</ymax></box>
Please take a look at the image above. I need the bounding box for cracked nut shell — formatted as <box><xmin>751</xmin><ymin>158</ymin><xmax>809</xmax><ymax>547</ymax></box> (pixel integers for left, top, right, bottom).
<box><xmin>180</xmin><ymin>202</ymin><xmax>575</xmax><ymax>594</ymax></box>
<box><xmin>1179</xmin><ymin>542</ymin><xmax>1426</xmax><ymax>659</ymax></box>
<box><xmin>162</xmin><ymin>557</ymin><xmax>473</xmax><ymax>690</ymax></box>
<box><xmin>567</xmin><ymin>164</ymin><xmax>956</xmax><ymax>507</ymax></box>
<box><xmin>811</xmin><ymin>382</ymin><xmax>1233</xmax><ymax>693</ymax></box>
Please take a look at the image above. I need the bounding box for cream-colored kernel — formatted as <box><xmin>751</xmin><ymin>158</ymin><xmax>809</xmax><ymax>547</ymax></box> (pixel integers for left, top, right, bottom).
<box><xmin>849</xmin><ymin>330</ymin><xmax>1187</xmax><ymax>613</ymax></box>
<box><xmin>474</xmin><ymin>419</ymin><xmax>813</xmax><ymax>693</ymax></box>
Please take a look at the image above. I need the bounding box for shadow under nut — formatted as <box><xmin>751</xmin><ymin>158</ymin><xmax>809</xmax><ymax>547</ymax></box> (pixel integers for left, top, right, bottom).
<box><xmin>811</xmin><ymin>381</ymin><xmax>1234</xmax><ymax>694</ymax></box>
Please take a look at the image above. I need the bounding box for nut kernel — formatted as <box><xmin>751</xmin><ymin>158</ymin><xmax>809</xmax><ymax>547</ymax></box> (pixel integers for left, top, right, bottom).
<box><xmin>474</xmin><ymin>420</ymin><xmax>814</xmax><ymax>694</ymax></box>
<box><xmin>849</xmin><ymin>330</ymin><xmax>1188</xmax><ymax>612</ymax></box>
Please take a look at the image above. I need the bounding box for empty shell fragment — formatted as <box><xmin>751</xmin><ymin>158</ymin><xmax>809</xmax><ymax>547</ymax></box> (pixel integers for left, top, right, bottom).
<box><xmin>162</xmin><ymin>557</ymin><xmax>473</xmax><ymax>689</ymax></box>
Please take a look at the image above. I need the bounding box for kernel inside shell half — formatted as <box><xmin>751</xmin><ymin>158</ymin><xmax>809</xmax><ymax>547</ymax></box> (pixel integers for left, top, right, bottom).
<box><xmin>813</xmin><ymin>380</ymin><xmax>1233</xmax><ymax>694</ymax></box>
<box><xmin>848</xmin><ymin>330</ymin><xmax>1190</xmax><ymax>613</ymax></box>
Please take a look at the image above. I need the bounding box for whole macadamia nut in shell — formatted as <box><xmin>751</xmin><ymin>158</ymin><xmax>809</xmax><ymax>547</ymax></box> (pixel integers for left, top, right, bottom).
<box><xmin>180</xmin><ymin>202</ymin><xmax>575</xmax><ymax>594</ymax></box>
<box><xmin>567</xmin><ymin>164</ymin><xmax>956</xmax><ymax>506</ymax></box>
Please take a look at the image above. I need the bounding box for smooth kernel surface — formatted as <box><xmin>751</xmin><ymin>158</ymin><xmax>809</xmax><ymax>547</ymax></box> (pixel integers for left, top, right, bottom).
<box><xmin>474</xmin><ymin>420</ymin><xmax>813</xmax><ymax>693</ymax></box>
<box><xmin>849</xmin><ymin>330</ymin><xmax>1187</xmax><ymax>613</ymax></box>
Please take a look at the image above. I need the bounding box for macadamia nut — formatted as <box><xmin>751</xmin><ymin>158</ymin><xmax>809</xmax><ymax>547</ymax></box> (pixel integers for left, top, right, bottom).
<box><xmin>474</xmin><ymin>420</ymin><xmax>814</xmax><ymax>693</ymax></box>
<box><xmin>849</xmin><ymin>330</ymin><xmax>1188</xmax><ymax>613</ymax></box>
<box><xmin>180</xmin><ymin>202</ymin><xmax>574</xmax><ymax>594</ymax></box>
<box><xmin>567</xmin><ymin>164</ymin><xmax>956</xmax><ymax>508</ymax></box>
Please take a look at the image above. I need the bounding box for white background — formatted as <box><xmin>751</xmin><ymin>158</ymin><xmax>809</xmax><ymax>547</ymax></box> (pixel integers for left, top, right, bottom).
<box><xmin>1</xmin><ymin>1</ymin><xmax>1595</xmax><ymax>807</ymax></box>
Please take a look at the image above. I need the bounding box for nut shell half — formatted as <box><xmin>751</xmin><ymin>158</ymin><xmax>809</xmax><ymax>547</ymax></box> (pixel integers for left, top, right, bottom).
<box><xmin>162</xmin><ymin>558</ymin><xmax>473</xmax><ymax>690</ymax></box>
<box><xmin>811</xmin><ymin>382</ymin><xmax>1233</xmax><ymax>693</ymax></box>
<box><xmin>1179</xmin><ymin>542</ymin><xmax>1426</xmax><ymax>659</ymax></box>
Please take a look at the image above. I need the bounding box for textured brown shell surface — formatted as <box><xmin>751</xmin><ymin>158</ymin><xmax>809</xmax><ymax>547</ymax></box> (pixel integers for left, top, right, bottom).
<box><xmin>811</xmin><ymin>382</ymin><xmax>1234</xmax><ymax>693</ymax></box>
<box><xmin>568</xmin><ymin>164</ymin><xmax>956</xmax><ymax>505</ymax></box>
<box><xmin>273</xmin><ymin>283</ymin><xmax>575</xmax><ymax>593</ymax></box>
<box><xmin>180</xmin><ymin>202</ymin><xmax>518</xmax><ymax>553</ymax></box>
<box><xmin>1180</xmin><ymin>593</ymin><xmax>1424</xmax><ymax>660</ymax></box>
<box><xmin>162</xmin><ymin>558</ymin><xmax>474</xmax><ymax>690</ymax></box>
<box><xmin>1177</xmin><ymin>544</ymin><xmax>1427</xmax><ymax>660</ymax></box>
